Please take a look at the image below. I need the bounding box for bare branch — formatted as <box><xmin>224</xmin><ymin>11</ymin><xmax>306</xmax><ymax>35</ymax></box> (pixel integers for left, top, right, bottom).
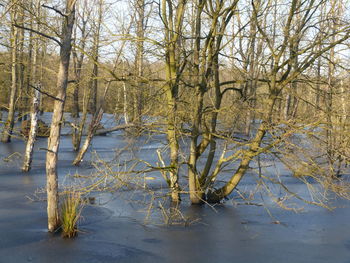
<box><xmin>13</xmin><ymin>24</ymin><xmax>61</xmax><ymax>46</ymax></box>
<box><xmin>28</xmin><ymin>84</ymin><xmax>64</xmax><ymax>102</ymax></box>
<box><xmin>42</xmin><ymin>4</ymin><xmax>67</xmax><ymax>17</ymax></box>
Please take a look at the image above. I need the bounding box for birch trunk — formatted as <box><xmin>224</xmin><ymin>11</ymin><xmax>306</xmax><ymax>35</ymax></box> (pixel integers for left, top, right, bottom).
<box><xmin>22</xmin><ymin>89</ymin><xmax>40</xmax><ymax>172</ymax></box>
<box><xmin>22</xmin><ymin>0</ymin><xmax>40</xmax><ymax>172</ymax></box>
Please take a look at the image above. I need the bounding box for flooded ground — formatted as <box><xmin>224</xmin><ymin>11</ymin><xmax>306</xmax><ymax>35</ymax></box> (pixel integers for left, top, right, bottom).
<box><xmin>1</xmin><ymin>113</ymin><xmax>350</xmax><ymax>263</ymax></box>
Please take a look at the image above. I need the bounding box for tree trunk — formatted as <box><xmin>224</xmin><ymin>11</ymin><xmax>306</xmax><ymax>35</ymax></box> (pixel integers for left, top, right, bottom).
<box><xmin>22</xmin><ymin>1</ymin><xmax>40</xmax><ymax>172</ymax></box>
<box><xmin>89</xmin><ymin>0</ymin><xmax>102</xmax><ymax>114</ymax></box>
<box><xmin>1</xmin><ymin>8</ymin><xmax>18</xmax><ymax>143</ymax></box>
<box><xmin>160</xmin><ymin>0</ymin><xmax>187</xmax><ymax>202</ymax></box>
<box><xmin>123</xmin><ymin>82</ymin><xmax>129</xmax><ymax>124</ymax></box>
<box><xmin>133</xmin><ymin>0</ymin><xmax>145</xmax><ymax>124</ymax></box>
<box><xmin>73</xmin><ymin>84</ymin><xmax>109</xmax><ymax>165</ymax></box>
<box><xmin>72</xmin><ymin>69</ymin><xmax>92</xmax><ymax>151</ymax></box>
<box><xmin>206</xmin><ymin>95</ymin><xmax>276</xmax><ymax>203</ymax></box>
<box><xmin>70</xmin><ymin>0</ymin><xmax>89</xmax><ymax>118</ymax></box>
<box><xmin>22</xmin><ymin>89</ymin><xmax>40</xmax><ymax>172</ymax></box>
<box><xmin>46</xmin><ymin>0</ymin><xmax>76</xmax><ymax>232</ymax></box>
<box><xmin>165</xmin><ymin>47</ymin><xmax>181</xmax><ymax>202</ymax></box>
<box><xmin>187</xmin><ymin>0</ymin><xmax>204</xmax><ymax>204</ymax></box>
<box><xmin>73</xmin><ymin>108</ymin><xmax>103</xmax><ymax>165</ymax></box>
<box><xmin>71</xmin><ymin>30</ymin><xmax>88</xmax><ymax>146</ymax></box>
<box><xmin>188</xmin><ymin>89</ymin><xmax>204</xmax><ymax>204</ymax></box>
<box><xmin>18</xmin><ymin>7</ymin><xmax>26</xmax><ymax>121</ymax></box>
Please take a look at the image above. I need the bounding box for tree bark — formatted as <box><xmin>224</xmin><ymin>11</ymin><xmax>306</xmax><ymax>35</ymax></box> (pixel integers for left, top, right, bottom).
<box><xmin>161</xmin><ymin>0</ymin><xmax>187</xmax><ymax>202</ymax></box>
<box><xmin>22</xmin><ymin>0</ymin><xmax>40</xmax><ymax>172</ymax></box>
<box><xmin>46</xmin><ymin>0</ymin><xmax>76</xmax><ymax>232</ymax></box>
<box><xmin>22</xmin><ymin>89</ymin><xmax>40</xmax><ymax>172</ymax></box>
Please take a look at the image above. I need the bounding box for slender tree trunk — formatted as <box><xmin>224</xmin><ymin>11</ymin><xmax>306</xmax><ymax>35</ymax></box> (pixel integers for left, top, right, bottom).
<box><xmin>164</xmin><ymin>45</ymin><xmax>180</xmax><ymax>202</ymax></box>
<box><xmin>325</xmin><ymin>0</ymin><xmax>338</xmax><ymax>172</ymax></box>
<box><xmin>133</xmin><ymin>0</ymin><xmax>145</xmax><ymax>124</ymax></box>
<box><xmin>22</xmin><ymin>89</ymin><xmax>40</xmax><ymax>172</ymax></box>
<box><xmin>166</xmin><ymin>92</ymin><xmax>180</xmax><ymax>202</ymax></box>
<box><xmin>22</xmin><ymin>0</ymin><xmax>41</xmax><ymax>172</ymax></box>
<box><xmin>89</xmin><ymin>0</ymin><xmax>102</xmax><ymax>114</ymax></box>
<box><xmin>200</xmin><ymin>55</ymin><xmax>222</xmax><ymax>188</ymax></box>
<box><xmin>123</xmin><ymin>82</ymin><xmax>129</xmax><ymax>124</ymax></box>
<box><xmin>188</xmin><ymin>89</ymin><xmax>204</xmax><ymax>204</ymax></box>
<box><xmin>39</xmin><ymin>42</ymin><xmax>46</xmax><ymax>114</ymax></box>
<box><xmin>161</xmin><ymin>0</ymin><xmax>186</xmax><ymax>202</ymax></box>
<box><xmin>18</xmin><ymin>6</ymin><xmax>25</xmax><ymax>121</ymax></box>
<box><xmin>71</xmin><ymin>33</ymin><xmax>87</xmax><ymax>147</ymax></box>
<box><xmin>89</xmin><ymin>63</ymin><xmax>98</xmax><ymax>114</ymax></box>
<box><xmin>25</xmin><ymin>26</ymin><xmax>33</xmax><ymax>121</ymax></box>
<box><xmin>73</xmin><ymin>83</ymin><xmax>110</xmax><ymax>165</ymax></box>
<box><xmin>165</xmin><ymin>44</ymin><xmax>181</xmax><ymax>203</ymax></box>
<box><xmin>1</xmin><ymin>8</ymin><xmax>18</xmax><ymax>143</ymax></box>
<box><xmin>284</xmin><ymin>92</ymin><xmax>292</xmax><ymax>119</ymax></box>
<box><xmin>73</xmin><ymin>108</ymin><xmax>103</xmax><ymax>165</ymax></box>
<box><xmin>71</xmin><ymin>83</ymin><xmax>80</xmax><ymax>118</ymax></box>
<box><xmin>72</xmin><ymin>85</ymin><xmax>91</xmax><ymax>151</ymax></box>
<box><xmin>46</xmin><ymin>0</ymin><xmax>76</xmax><ymax>232</ymax></box>
<box><xmin>245</xmin><ymin>0</ymin><xmax>259</xmax><ymax>136</ymax></box>
<box><xmin>70</xmin><ymin>25</ymin><xmax>86</xmax><ymax>118</ymax></box>
<box><xmin>188</xmin><ymin>0</ymin><xmax>204</xmax><ymax>204</ymax></box>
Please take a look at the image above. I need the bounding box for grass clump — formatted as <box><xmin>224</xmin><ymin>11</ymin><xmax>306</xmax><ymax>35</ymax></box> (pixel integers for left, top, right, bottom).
<box><xmin>60</xmin><ymin>191</ymin><xmax>83</xmax><ymax>238</ymax></box>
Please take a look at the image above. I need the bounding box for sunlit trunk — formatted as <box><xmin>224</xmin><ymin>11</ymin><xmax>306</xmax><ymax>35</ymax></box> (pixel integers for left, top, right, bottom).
<box><xmin>207</xmin><ymin>94</ymin><xmax>277</xmax><ymax>203</ymax></box>
<box><xmin>22</xmin><ymin>89</ymin><xmax>40</xmax><ymax>172</ymax></box>
<box><xmin>73</xmin><ymin>82</ymin><xmax>110</xmax><ymax>165</ymax></box>
<box><xmin>46</xmin><ymin>0</ymin><xmax>76</xmax><ymax>232</ymax></box>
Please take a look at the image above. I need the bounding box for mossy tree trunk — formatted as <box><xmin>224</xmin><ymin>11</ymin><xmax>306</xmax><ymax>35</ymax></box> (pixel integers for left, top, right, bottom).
<box><xmin>161</xmin><ymin>0</ymin><xmax>187</xmax><ymax>202</ymax></box>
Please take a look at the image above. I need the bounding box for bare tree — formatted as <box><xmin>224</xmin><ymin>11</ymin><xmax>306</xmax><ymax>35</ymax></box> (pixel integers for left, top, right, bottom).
<box><xmin>206</xmin><ymin>0</ymin><xmax>350</xmax><ymax>202</ymax></box>
<box><xmin>46</xmin><ymin>0</ymin><xmax>76</xmax><ymax>232</ymax></box>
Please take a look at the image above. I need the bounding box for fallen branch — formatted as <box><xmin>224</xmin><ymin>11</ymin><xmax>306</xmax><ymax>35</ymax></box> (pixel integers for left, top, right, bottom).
<box><xmin>94</xmin><ymin>123</ymin><xmax>136</xmax><ymax>136</ymax></box>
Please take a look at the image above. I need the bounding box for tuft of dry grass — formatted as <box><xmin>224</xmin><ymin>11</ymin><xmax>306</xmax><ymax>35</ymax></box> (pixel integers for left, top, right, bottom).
<box><xmin>60</xmin><ymin>191</ymin><xmax>83</xmax><ymax>238</ymax></box>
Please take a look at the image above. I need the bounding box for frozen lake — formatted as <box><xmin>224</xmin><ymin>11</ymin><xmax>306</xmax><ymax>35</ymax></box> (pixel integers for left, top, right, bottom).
<box><xmin>0</xmin><ymin>113</ymin><xmax>350</xmax><ymax>263</ymax></box>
